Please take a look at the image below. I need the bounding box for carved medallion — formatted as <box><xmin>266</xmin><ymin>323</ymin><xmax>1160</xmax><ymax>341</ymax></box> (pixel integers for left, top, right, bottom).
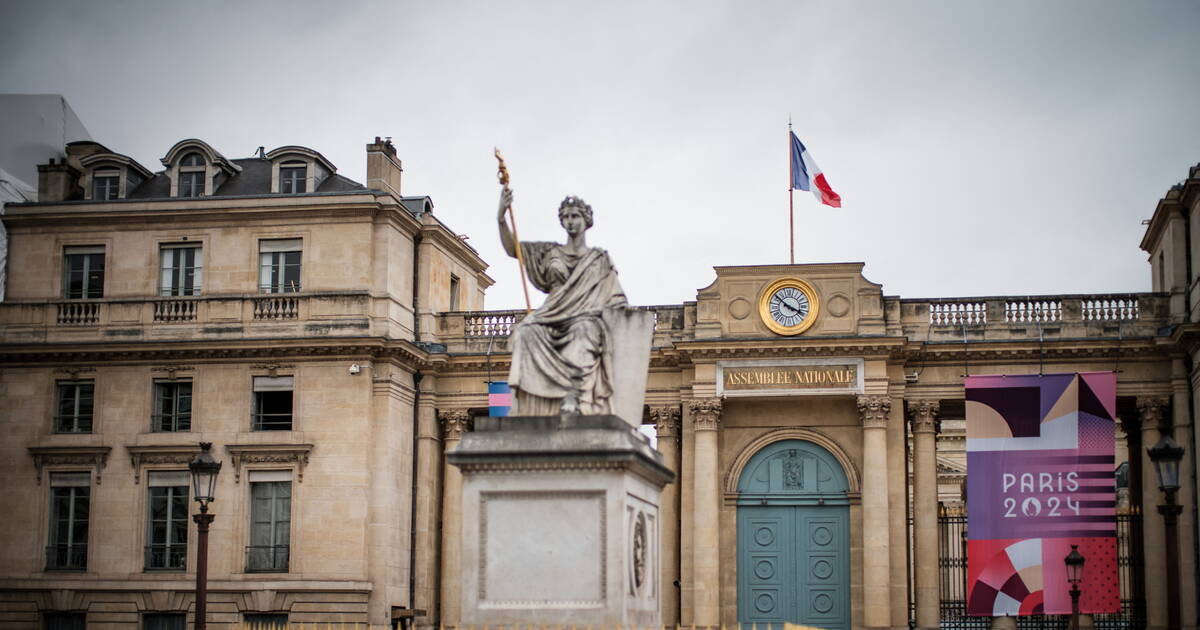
<box><xmin>632</xmin><ymin>511</ymin><xmax>647</xmax><ymax>593</ymax></box>
<box><xmin>782</xmin><ymin>449</ymin><xmax>803</xmax><ymax>488</ymax></box>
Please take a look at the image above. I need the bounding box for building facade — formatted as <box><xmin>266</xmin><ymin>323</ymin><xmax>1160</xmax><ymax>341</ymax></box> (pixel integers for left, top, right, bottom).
<box><xmin>0</xmin><ymin>135</ymin><xmax>1197</xmax><ymax>630</ymax></box>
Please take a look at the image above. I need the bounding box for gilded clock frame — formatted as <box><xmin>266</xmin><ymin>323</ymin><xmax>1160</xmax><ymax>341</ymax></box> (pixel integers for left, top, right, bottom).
<box><xmin>758</xmin><ymin>277</ymin><xmax>820</xmax><ymax>336</ymax></box>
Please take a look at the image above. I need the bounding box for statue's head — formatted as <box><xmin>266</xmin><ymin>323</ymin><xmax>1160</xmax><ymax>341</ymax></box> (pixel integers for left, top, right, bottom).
<box><xmin>558</xmin><ymin>196</ymin><xmax>594</xmax><ymax>229</ymax></box>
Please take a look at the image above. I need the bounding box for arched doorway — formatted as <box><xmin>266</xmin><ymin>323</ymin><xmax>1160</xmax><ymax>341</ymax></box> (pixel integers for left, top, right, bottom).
<box><xmin>736</xmin><ymin>439</ymin><xmax>850</xmax><ymax>629</ymax></box>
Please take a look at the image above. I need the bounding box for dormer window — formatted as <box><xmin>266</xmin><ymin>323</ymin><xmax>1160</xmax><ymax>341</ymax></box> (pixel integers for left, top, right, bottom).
<box><xmin>178</xmin><ymin>153</ymin><xmax>206</xmax><ymax>197</ymax></box>
<box><xmin>279</xmin><ymin>161</ymin><xmax>307</xmax><ymax>194</ymax></box>
<box><xmin>92</xmin><ymin>171</ymin><xmax>120</xmax><ymax>201</ymax></box>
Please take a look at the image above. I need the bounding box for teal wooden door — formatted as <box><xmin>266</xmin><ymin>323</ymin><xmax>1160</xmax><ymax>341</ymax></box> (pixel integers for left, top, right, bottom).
<box><xmin>737</xmin><ymin>440</ymin><xmax>850</xmax><ymax>630</ymax></box>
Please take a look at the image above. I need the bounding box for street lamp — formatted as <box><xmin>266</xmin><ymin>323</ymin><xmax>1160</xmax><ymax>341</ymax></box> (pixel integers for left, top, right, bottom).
<box><xmin>189</xmin><ymin>442</ymin><xmax>222</xmax><ymax>630</ymax></box>
<box><xmin>1064</xmin><ymin>544</ymin><xmax>1085</xmax><ymax>630</ymax></box>
<box><xmin>1148</xmin><ymin>434</ymin><xmax>1185</xmax><ymax>630</ymax></box>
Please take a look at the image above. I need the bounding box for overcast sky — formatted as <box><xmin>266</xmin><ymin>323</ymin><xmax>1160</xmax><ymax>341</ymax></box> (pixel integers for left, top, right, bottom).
<box><xmin>2</xmin><ymin>1</ymin><xmax>1198</xmax><ymax>310</ymax></box>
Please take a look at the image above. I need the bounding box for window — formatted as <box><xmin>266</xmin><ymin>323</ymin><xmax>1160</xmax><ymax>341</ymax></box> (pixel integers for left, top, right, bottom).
<box><xmin>178</xmin><ymin>152</ymin><xmax>205</xmax><ymax>197</ymax></box>
<box><xmin>243</xmin><ymin>613</ymin><xmax>288</xmax><ymax>629</ymax></box>
<box><xmin>152</xmin><ymin>380</ymin><xmax>192</xmax><ymax>432</ymax></box>
<box><xmin>279</xmin><ymin>161</ymin><xmax>307</xmax><ymax>194</ymax></box>
<box><xmin>62</xmin><ymin>246</ymin><xmax>105</xmax><ymax>299</ymax></box>
<box><xmin>43</xmin><ymin>613</ymin><xmax>86</xmax><ymax>630</ymax></box>
<box><xmin>449</xmin><ymin>274</ymin><xmax>460</xmax><ymax>311</ymax></box>
<box><xmin>144</xmin><ymin>613</ymin><xmax>186</xmax><ymax>630</ymax></box>
<box><xmin>160</xmin><ymin>244</ymin><xmax>202</xmax><ymax>296</ymax></box>
<box><xmin>46</xmin><ymin>473</ymin><xmax>89</xmax><ymax>570</ymax></box>
<box><xmin>258</xmin><ymin>239</ymin><xmax>302</xmax><ymax>293</ymax></box>
<box><xmin>92</xmin><ymin>171</ymin><xmax>119</xmax><ymax>200</ymax></box>
<box><xmin>145</xmin><ymin>471</ymin><xmax>189</xmax><ymax>571</ymax></box>
<box><xmin>247</xmin><ymin>475</ymin><xmax>291</xmax><ymax>572</ymax></box>
<box><xmin>55</xmin><ymin>380</ymin><xmax>94</xmax><ymax>433</ymax></box>
<box><xmin>252</xmin><ymin>376</ymin><xmax>293</xmax><ymax>430</ymax></box>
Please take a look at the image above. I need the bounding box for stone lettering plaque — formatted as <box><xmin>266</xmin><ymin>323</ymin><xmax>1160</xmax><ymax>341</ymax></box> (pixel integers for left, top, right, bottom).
<box><xmin>717</xmin><ymin>359</ymin><xmax>864</xmax><ymax>396</ymax></box>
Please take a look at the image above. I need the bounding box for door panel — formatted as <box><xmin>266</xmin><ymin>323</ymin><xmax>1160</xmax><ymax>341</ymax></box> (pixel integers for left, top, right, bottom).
<box><xmin>738</xmin><ymin>505</ymin><xmax>848</xmax><ymax>629</ymax></box>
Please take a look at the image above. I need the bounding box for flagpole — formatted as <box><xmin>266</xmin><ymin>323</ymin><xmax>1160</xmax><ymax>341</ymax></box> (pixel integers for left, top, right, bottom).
<box><xmin>788</xmin><ymin>118</ymin><xmax>795</xmax><ymax>265</ymax></box>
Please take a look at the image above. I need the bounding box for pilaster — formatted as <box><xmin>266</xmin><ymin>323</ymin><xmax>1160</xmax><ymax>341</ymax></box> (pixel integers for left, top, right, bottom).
<box><xmin>908</xmin><ymin>399</ymin><xmax>940</xmax><ymax>630</ymax></box>
<box><xmin>1137</xmin><ymin>396</ymin><xmax>1168</xmax><ymax>630</ymax></box>
<box><xmin>651</xmin><ymin>405</ymin><xmax>682</xmax><ymax>626</ymax></box>
<box><xmin>858</xmin><ymin>394</ymin><xmax>892</xmax><ymax>629</ymax></box>
<box><xmin>438</xmin><ymin>408</ymin><xmax>471</xmax><ymax>628</ymax></box>
<box><xmin>688</xmin><ymin>397</ymin><xmax>722</xmax><ymax>627</ymax></box>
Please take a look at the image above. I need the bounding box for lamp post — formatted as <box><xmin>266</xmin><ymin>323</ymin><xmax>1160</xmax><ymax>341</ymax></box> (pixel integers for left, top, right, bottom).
<box><xmin>1147</xmin><ymin>435</ymin><xmax>1185</xmax><ymax>630</ymax></box>
<box><xmin>189</xmin><ymin>442</ymin><xmax>222</xmax><ymax>630</ymax></box>
<box><xmin>1064</xmin><ymin>544</ymin><xmax>1085</xmax><ymax>630</ymax></box>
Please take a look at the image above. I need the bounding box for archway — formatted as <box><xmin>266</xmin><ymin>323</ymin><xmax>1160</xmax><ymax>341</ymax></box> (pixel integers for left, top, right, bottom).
<box><xmin>736</xmin><ymin>439</ymin><xmax>851</xmax><ymax>629</ymax></box>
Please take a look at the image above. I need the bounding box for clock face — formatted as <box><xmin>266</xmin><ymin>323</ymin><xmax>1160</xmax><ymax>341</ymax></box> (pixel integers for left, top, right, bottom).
<box><xmin>758</xmin><ymin>278</ymin><xmax>819</xmax><ymax>335</ymax></box>
<box><xmin>768</xmin><ymin>286</ymin><xmax>810</xmax><ymax>327</ymax></box>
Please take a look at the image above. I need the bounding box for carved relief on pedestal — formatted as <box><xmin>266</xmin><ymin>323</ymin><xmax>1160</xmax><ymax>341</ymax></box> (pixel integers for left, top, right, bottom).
<box><xmin>650</xmin><ymin>405</ymin><xmax>681</xmax><ymax>443</ymax></box>
<box><xmin>857</xmin><ymin>395</ymin><xmax>891</xmax><ymax>430</ymax></box>
<box><xmin>688</xmin><ymin>398</ymin><xmax>723</xmax><ymax>432</ymax></box>
<box><xmin>439</xmin><ymin>409</ymin><xmax>472</xmax><ymax>441</ymax></box>
<box><xmin>908</xmin><ymin>399</ymin><xmax>940</xmax><ymax>434</ymax></box>
<box><xmin>1136</xmin><ymin>396</ymin><xmax>1169</xmax><ymax>432</ymax></box>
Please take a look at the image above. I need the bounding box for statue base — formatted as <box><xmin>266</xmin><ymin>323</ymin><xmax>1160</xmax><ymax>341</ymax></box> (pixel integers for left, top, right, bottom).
<box><xmin>448</xmin><ymin>414</ymin><xmax>675</xmax><ymax>627</ymax></box>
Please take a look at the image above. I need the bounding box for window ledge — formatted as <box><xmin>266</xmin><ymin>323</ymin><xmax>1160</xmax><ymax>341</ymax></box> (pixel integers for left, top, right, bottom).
<box><xmin>225</xmin><ymin>443</ymin><xmax>314</xmax><ymax>483</ymax></box>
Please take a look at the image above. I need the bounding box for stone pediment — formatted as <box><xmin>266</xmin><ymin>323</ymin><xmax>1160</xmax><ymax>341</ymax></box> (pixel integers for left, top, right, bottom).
<box><xmin>694</xmin><ymin>263</ymin><xmax>884</xmax><ymax>340</ymax></box>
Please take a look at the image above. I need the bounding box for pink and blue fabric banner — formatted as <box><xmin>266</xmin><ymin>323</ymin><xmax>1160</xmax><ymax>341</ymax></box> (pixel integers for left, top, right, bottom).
<box><xmin>965</xmin><ymin>372</ymin><xmax>1119</xmax><ymax>616</ymax></box>
<box><xmin>488</xmin><ymin>381</ymin><xmax>511</xmax><ymax>417</ymax></box>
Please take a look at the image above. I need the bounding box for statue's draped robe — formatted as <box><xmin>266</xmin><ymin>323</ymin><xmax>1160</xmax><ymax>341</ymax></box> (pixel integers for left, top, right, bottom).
<box><xmin>509</xmin><ymin>241</ymin><xmax>627</xmax><ymax>415</ymax></box>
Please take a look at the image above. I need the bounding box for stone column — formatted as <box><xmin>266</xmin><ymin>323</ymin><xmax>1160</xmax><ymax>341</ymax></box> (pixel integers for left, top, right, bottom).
<box><xmin>438</xmin><ymin>409</ymin><xmax>471</xmax><ymax>628</ymax></box>
<box><xmin>652</xmin><ymin>405</ymin><xmax>683</xmax><ymax>626</ymax></box>
<box><xmin>412</xmin><ymin>375</ymin><xmax>441</xmax><ymax>628</ymax></box>
<box><xmin>688</xmin><ymin>397</ymin><xmax>723</xmax><ymax>628</ymax></box>
<box><xmin>909</xmin><ymin>399</ymin><xmax>940</xmax><ymax>630</ymax></box>
<box><xmin>1137</xmin><ymin>397</ymin><xmax>1168</xmax><ymax>630</ymax></box>
<box><xmin>858</xmin><ymin>395</ymin><xmax>893</xmax><ymax>629</ymax></box>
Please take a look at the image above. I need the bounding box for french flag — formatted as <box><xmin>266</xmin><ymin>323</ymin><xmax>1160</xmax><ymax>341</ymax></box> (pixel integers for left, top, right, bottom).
<box><xmin>790</xmin><ymin>132</ymin><xmax>841</xmax><ymax>208</ymax></box>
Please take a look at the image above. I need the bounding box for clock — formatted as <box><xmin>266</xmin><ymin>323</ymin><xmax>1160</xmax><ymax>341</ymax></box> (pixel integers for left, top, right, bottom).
<box><xmin>758</xmin><ymin>277</ymin><xmax>820</xmax><ymax>336</ymax></box>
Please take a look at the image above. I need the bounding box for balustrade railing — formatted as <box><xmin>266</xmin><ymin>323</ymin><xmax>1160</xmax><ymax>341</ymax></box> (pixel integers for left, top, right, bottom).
<box><xmin>154</xmin><ymin>298</ymin><xmax>198</xmax><ymax>322</ymax></box>
<box><xmin>253</xmin><ymin>296</ymin><xmax>300</xmax><ymax>320</ymax></box>
<box><xmin>56</xmin><ymin>301</ymin><xmax>100</xmax><ymax>325</ymax></box>
<box><xmin>45</xmin><ymin>544</ymin><xmax>87</xmax><ymax>570</ymax></box>
<box><xmin>1005</xmin><ymin>298</ymin><xmax>1062</xmax><ymax>323</ymax></box>
<box><xmin>1082</xmin><ymin>296</ymin><xmax>1139</xmax><ymax>321</ymax></box>
<box><xmin>929</xmin><ymin>302</ymin><xmax>987</xmax><ymax>326</ymax></box>
<box><xmin>245</xmin><ymin>545</ymin><xmax>290</xmax><ymax>572</ymax></box>
<box><xmin>464</xmin><ymin>310</ymin><xmax>522</xmax><ymax>337</ymax></box>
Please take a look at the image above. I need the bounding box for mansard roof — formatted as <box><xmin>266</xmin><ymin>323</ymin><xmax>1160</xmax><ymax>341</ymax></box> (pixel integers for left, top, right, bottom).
<box><xmin>126</xmin><ymin>157</ymin><xmax>365</xmax><ymax>199</ymax></box>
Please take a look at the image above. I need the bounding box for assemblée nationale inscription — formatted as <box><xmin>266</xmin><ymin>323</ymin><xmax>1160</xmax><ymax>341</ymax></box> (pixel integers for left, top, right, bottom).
<box><xmin>723</xmin><ymin>365</ymin><xmax>858</xmax><ymax>390</ymax></box>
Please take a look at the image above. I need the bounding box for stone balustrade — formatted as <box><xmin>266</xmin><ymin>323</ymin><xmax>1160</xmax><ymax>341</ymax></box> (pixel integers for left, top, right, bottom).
<box><xmin>0</xmin><ymin>291</ymin><xmax>376</xmax><ymax>344</ymax></box>
<box><xmin>894</xmin><ymin>293</ymin><xmax>1166</xmax><ymax>342</ymax></box>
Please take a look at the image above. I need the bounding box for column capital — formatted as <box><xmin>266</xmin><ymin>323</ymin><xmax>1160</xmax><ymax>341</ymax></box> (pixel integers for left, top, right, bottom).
<box><xmin>907</xmin><ymin>399</ymin><xmax>940</xmax><ymax>434</ymax></box>
<box><xmin>688</xmin><ymin>397</ymin><xmax>723</xmax><ymax>431</ymax></box>
<box><xmin>1136</xmin><ymin>396</ymin><xmax>1169</xmax><ymax>431</ymax></box>
<box><xmin>650</xmin><ymin>405</ymin><xmax>682</xmax><ymax>439</ymax></box>
<box><xmin>857</xmin><ymin>395</ymin><xmax>891</xmax><ymax>430</ymax></box>
<box><xmin>438</xmin><ymin>408</ymin><xmax>472</xmax><ymax>440</ymax></box>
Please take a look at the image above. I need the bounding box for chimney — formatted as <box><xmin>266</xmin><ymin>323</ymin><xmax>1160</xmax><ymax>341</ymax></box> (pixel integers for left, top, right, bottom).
<box><xmin>366</xmin><ymin>136</ymin><xmax>402</xmax><ymax>199</ymax></box>
<box><xmin>37</xmin><ymin>158</ymin><xmax>82</xmax><ymax>202</ymax></box>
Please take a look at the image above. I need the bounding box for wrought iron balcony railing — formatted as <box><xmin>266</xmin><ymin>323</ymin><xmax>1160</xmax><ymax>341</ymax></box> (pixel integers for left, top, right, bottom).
<box><xmin>45</xmin><ymin>543</ymin><xmax>87</xmax><ymax>570</ymax></box>
<box><xmin>144</xmin><ymin>543</ymin><xmax>187</xmax><ymax>570</ymax></box>
<box><xmin>245</xmin><ymin>545</ymin><xmax>289</xmax><ymax>572</ymax></box>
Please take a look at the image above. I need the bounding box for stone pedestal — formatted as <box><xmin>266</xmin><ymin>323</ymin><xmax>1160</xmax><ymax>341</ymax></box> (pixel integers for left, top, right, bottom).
<box><xmin>448</xmin><ymin>415</ymin><xmax>675</xmax><ymax>627</ymax></box>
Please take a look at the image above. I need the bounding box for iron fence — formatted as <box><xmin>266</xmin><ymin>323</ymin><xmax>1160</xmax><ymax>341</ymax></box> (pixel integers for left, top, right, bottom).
<box><xmin>933</xmin><ymin>505</ymin><xmax>1144</xmax><ymax>629</ymax></box>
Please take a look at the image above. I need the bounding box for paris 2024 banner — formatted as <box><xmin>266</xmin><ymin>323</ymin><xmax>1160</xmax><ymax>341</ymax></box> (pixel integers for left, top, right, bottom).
<box><xmin>966</xmin><ymin>372</ymin><xmax>1120</xmax><ymax>615</ymax></box>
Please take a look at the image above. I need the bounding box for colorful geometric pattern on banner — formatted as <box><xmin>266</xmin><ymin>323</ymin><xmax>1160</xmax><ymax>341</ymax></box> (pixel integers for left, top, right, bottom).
<box><xmin>965</xmin><ymin>372</ymin><xmax>1120</xmax><ymax>615</ymax></box>
<box><xmin>487</xmin><ymin>381</ymin><xmax>511</xmax><ymax>417</ymax></box>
